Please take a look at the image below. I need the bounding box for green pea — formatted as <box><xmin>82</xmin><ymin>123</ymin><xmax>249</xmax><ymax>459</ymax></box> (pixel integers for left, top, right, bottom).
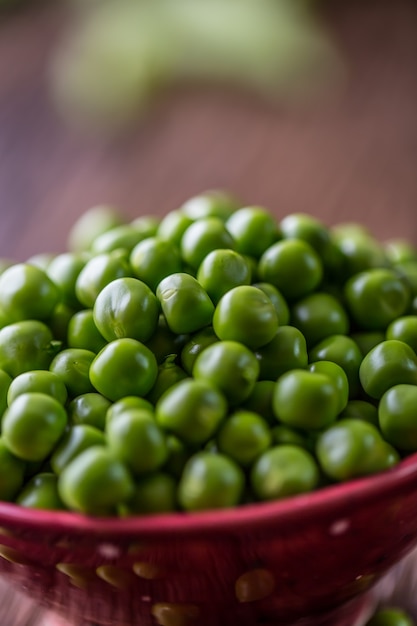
<box><xmin>0</xmin><ymin>439</ymin><xmax>26</xmax><ymax>501</ymax></box>
<box><xmin>309</xmin><ymin>334</ymin><xmax>362</xmax><ymax>398</ymax></box>
<box><xmin>271</xmin><ymin>425</ymin><xmax>313</xmax><ymax>451</ymax></box>
<box><xmin>2</xmin><ymin>392</ymin><xmax>67</xmax><ymax>462</ymax></box>
<box><xmin>379</xmin><ymin>384</ymin><xmax>417</xmax><ymax>450</ymax></box>
<box><xmin>107</xmin><ymin>409</ymin><xmax>168</xmax><ymax>476</ymax></box>
<box><xmin>359</xmin><ymin>340</ymin><xmax>417</xmax><ymax>399</ymax></box>
<box><xmin>58</xmin><ymin>446</ymin><xmax>134</xmax><ymax>515</ymax></box>
<box><xmin>90</xmin><ymin>338</ymin><xmax>158</xmax><ymax>401</ymax></box>
<box><xmin>365</xmin><ymin>608</ymin><xmax>415</xmax><ymax>626</ymax></box>
<box><xmin>91</xmin><ymin>224</ymin><xmax>150</xmax><ymax>255</ymax></box>
<box><xmin>308</xmin><ymin>361</ymin><xmax>349</xmax><ymax>414</ymax></box>
<box><xmin>7</xmin><ymin>370</ymin><xmax>68</xmax><ymax>406</ymax></box>
<box><xmin>180</xmin><ymin>190</ymin><xmax>238</xmax><ymax>222</ymax></box>
<box><xmin>48</xmin><ymin>303</ymin><xmax>77</xmax><ymax>343</ymax></box>
<box><xmin>332</xmin><ymin>230</ymin><xmax>388</xmax><ymax>279</ymax></box>
<box><xmin>165</xmin><ymin>435</ymin><xmax>190</xmax><ymax>478</ymax></box>
<box><xmin>123</xmin><ymin>472</ymin><xmax>177</xmax><ymax>515</ymax></box>
<box><xmin>156</xmin><ymin>273</ymin><xmax>214</xmax><ymax>334</ymax></box>
<box><xmin>217</xmin><ymin>411</ymin><xmax>271</xmax><ymax>467</ymax></box>
<box><xmin>178</xmin><ymin>452</ymin><xmax>244</xmax><ymax>511</ymax></box>
<box><xmin>394</xmin><ymin>261</ymin><xmax>417</xmax><ymax>298</ymax></box>
<box><xmin>180</xmin><ymin>217</ymin><xmax>235</xmax><ymax>270</ymax></box>
<box><xmin>67</xmin><ymin>205</ymin><xmax>125</xmax><ymax>252</ymax></box>
<box><xmin>93</xmin><ymin>277</ymin><xmax>159</xmax><ymax>343</ymax></box>
<box><xmin>0</xmin><ymin>263</ymin><xmax>60</xmax><ymax>323</ymax></box>
<box><xmin>351</xmin><ymin>331</ymin><xmax>385</xmax><ymax>358</ymax></box>
<box><xmin>386</xmin><ymin>316</ymin><xmax>417</xmax><ymax>353</ymax></box>
<box><xmin>339</xmin><ymin>400</ymin><xmax>379</xmax><ymax>427</ymax></box>
<box><xmin>50</xmin><ymin>348</ymin><xmax>96</xmax><ymax>397</ymax></box>
<box><xmin>145</xmin><ymin>314</ymin><xmax>189</xmax><ymax>365</ymax></box>
<box><xmin>251</xmin><ymin>445</ymin><xmax>319</xmax><ymax>500</ymax></box>
<box><xmin>106</xmin><ymin>397</ymin><xmax>154</xmax><ymax>427</ymax></box>
<box><xmin>51</xmin><ymin>424</ymin><xmax>106</xmax><ymax>475</ymax></box>
<box><xmin>385</xmin><ymin>239</ymin><xmax>417</xmax><ymax>265</ymax></box>
<box><xmin>273</xmin><ymin>369</ymin><xmax>340</xmax><ymax>429</ymax></box>
<box><xmin>16</xmin><ymin>473</ymin><xmax>65</xmax><ymax>510</ymax></box>
<box><xmin>255</xmin><ymin>326</ymin><xmax>308</xmax><ymax>381</ymax></box>
<box><xmin>146</xmin><ymin>357</ymin><xmax>188</xmax><ymax>405</ymax></box>
<box><xmin>75</xmin><ymin>252</ymin><xmax>132</xmax><ymax>308</ymax></box>
<box><xmin>0</xmin><ymin>321</ymin><xmax>59</xmax><ymax>377</ymax></box>
<box><xmin>157</xmin><ymin>210</ymin><xmax>193</xmax><ymax>247</ymax></box>
<box><xmin>46</xmin><ymin>253</ymin><xmax>86</xmax><ymax>308</ymax></box>
<box><xmin>345</xmin><ymin>269</ymin><xmax>410</xmax><ymax>331</ymax></box>
<box><xmin>193</xmin><ymin>340</ymin><xmax>259</xmax><ymax>405</ymax></box>
<box><xmin>241</xmin><ymin>380</ymin><xmax>276</xmax><ymax>424</ymax></box>
<box><xmin>316</xmin><ymin>419</ymin><xmax>399</xmax><ymax>481</ymax></box>
<box><xmin>130</xmin><ymin>237</ymin><xmax>183</xmax><ymax>292</ymax></box>
<box><xmin>213</xmin><ymin>285</ymin><xmax>278</xmax><ymax>349</ymax></box>
<box><xmin>155</xmin><ymin>379</ymin><xmax>227</xmax><ymax>446</ymax></box>
<box><xmin>291</xmin><ymin>292</ymin><xmax>349</xmax><ymax>348</ymax></box>
<box><xmin>26</xmin><ymin>253</ymin><xmax>56</xmax><ymax>270</ymax></box>
<box><xmin>68</xmin><ymin>393</ymin><xmax>111</xmax><ymax>430</ymax></box>
<box><xmin>0</xmin><ymin>369</ymin><xmax>12</xmax><ymax>417</ymax></box>
<box><xmin>197</xmin><ymin>249</ymin><xmax>251</xmax><ymax>304</ymax></box>
<box><xmin>67</xmin><ymin>309</ymin><xmax>107</xmax><ymax>353</ymax></box>
<box><xmin>280</xmin><ymin>213</ymin><xmax>330</xmax><ymax>255</ymax></box>
<box><xmin>226</xmin><ymin>206</ymin><xmax>279</xmax><ymax>258</ymax></box>
<box><xmin>129</xmin><ymin>215</ymin><xmax>160</xmax><ymax>238</ymax></box>
<box><xmin>180</xmin><ymin>326</ymin><xmax>219</xmax><ymax>375</ymax></box>
<box><xmin>252</xmin><ymin>282</ymin><xmax>290</xmax><ymax>326</ymax></box>
<box><xmin>258</xmin><ymin>239</ymin><xmax>323</xmax><ymax>300</ymax></box>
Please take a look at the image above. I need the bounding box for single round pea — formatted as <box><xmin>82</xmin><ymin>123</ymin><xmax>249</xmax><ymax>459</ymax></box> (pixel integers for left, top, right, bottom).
<box><xmin>50</xmin><ymin>348</ymin><xmax>96</xmax><ymax>397</ymax></box>
<box><xmin>255</xmin><ymin>326</ymin><xmax>308</xmax><ymax>381</ymax></box>
<box><xmin>46</xmin><ymin>253</ymin><xmax>86</xmax><ymax>308</ymax></box>
<box><xmin>180</xmin><ymin>190</ymin><xmax>238</xmax><ymax>222</ymax></box>
<box><xmin>273</xmin><ymin>369</ymin><xmax>340</xmax><ymax>429</ymax></box>
<box><xmin>16</xmin><ymin>473</ymin><xmax>65</xmax><ymax>510</ymax></box>
<box><xmin>258</xmin><ymin>239</ymin><xmax>323</xmax><ymax>300</ymax></box>
<box><xmin>365</xmin><ymin>608</ymin><xmax>415</xmax><ymax>626</ymax></box>
<box><xmin>0</xmin><ymin>320</ymin><xmax>58</xmax><ymax>377</ymax></box>
<box><xmin>129</xmin><ymin>215</ymin><xmax>160</xmax><ymax>238</ymax></box>
<box><xmin>75</xmin><ymin>252</ymin><xmax>132</xmax><ymax>309</ymax></box>
<box><xmin>130</xmin><ymin>237</ymin><xmax>183</xmax><ymax>292</ymax></box>
<box><xmin>51</xmin><ymin>424</ymin><xmax>106</xmax><ymax>475</ymax></box>
<box><xmin>197</xmin><ymin>249</ymin><xmax>251</xmax><ymax>304</ymax></box>
<box><xmin>0</xmin><ymin>263</ymin><xmax>60</xmax><ymax>323</ymax></box>
<box><xmin>225</xmin><ymin>206</ymin><xmax>279</xmax><ymax>258</ymax></box>
<box><xmin>251</xmin><ymin>445</ymin><xmax>319</xmax><ymax>501</ymax></box>
<box><xmin>58</xmin><ymin>446</ymin><xmax>134</xmax><ymax>515</ymax></box>
<box><xmin>308</xmin><ymin>361</ymin><xmax>349</xmax><ymax>414</ymax></box>
<box><xmin>379</xmin><ymin>384</ymin><xmax>417</xmax><ymax>450</ymax></box>
<box><xmin>155</xmin><ymin>379</ymin><xmax>227</xmax><ymax>446</ymax></box>
<box><xmin>157</xmin><ymin>210</ymin><xmax>194</xmax><ymax>247</ymax></box>
<box><xmin>309</xmin><ymin>334</ymin><xmax>362</xmax><ymax>398</ymax></box>
<box><xmin>178</xmin><ymin>452</ymin><xmax>245</xmax><ymax>511</ymax></box>
<box><xmin>193</xmin><ymin>340</ymin><xmax>259</xmax><ymax>405</ymax></box>
<box><xmin>106</xmin><ymin>397</ymin><xmax>154</xmax><ymax>427</ymax></box>
<box><xmin>67</xmin><ymin>205</ymin><xmax>124</xmax><ymax>253</ymax></box>
<box><xmin>180</xmin><ymin>326</ymin><xmax>219</xmax><ymax>375</ymax></box>
<box><xmin>345</xmin><ymin>269</ymin><xmax>410</xmax><ymax>331</ymax></box>
<box><xmin>145</xmin><ymin>314</ymin><xmax>189</xmax><ymax>365</ymax></box>
<box><xmin>252</xmin><ymin>283</ymin><xmax>290</xmax><ymax>326</ymax></box>
<box><xmin>213</xmin><ymin>285</ymin><xmax>278</xmax><ymax>349</ymax></box>
<box><xmin>385</xmin><ymin>239</ymin><xmax>417</xmax><ymax>265</ymax></box>
<box><xmin>90</xmin><ymin>339</ymin><xmax>158</xmax><ymax>401</ymax></box>
<box><xmin>48</xmin><ymin>302</ymin><xmax>76</xmax><ymax>343</ymax></box>
<box><xmin>67</xmin><ymin>309</ymin><xmax>107</xmax><ymax>353</ymax></box>
<box><xmin>0</xmin><ymin>369</ymin><xmax>12</xmax><ymax>417</ymax></box>
<box><xmin>280</xmin><ymin>213</ymin><xmax>331</xmax><ymax>255</ymax></box>
<box><xmin>332</xmin><ymin>230</ymin><xmax>388</xmax><ymax>279</ymax></box>
<box><xmin>68</xmin><ymin>393</ymin><xmax>111</xmax><ymax>430</ymax></box>
<box><xmin>180</xmin><ymin>217</ymin><xmax>235</xmax><ymax>270</ymax></box>
<box><xmin>107</xmin><ymin>409</ymin><xmax>168</xmax><ymax>476</ymax></box>
<box><xmin>156</xmin><ymin>273</ymin><xmax>214</xmax><ymax>335</ymax></box>
<box><xmin>91</xmin><ymin>224</ymin><xmax>150</xmax><ymax>255</ymax></box>
<box><xmin>359</xmin><ymin>340</ymin><xmax>417</xmax><ymax>399</ymax></box>
<box><xmin>316</xmin><ymin>419</ymin><xmax>399</xmax><ymax>481</ymax></box>
<box><xmin>386</xmin><ymin>316</ymin><xmax>417</xmax><ymax>353</ymax></box>
<box><xmin>2</xmin><ymin>392</ymin><xmax>67</xmax><ymax>462</ymax></box>
<box><xmin>93</xmin><ymin>277</ymin><xmax>159</xmax><ymax>343</ymax></box>
<box><xmin>7</xmin><ymin>370</ymin><xmax>68</xmax><ymax>406</ymax></box>
<box><xmin>217</xmin><ymin>411</ymin><xmax>271</xmax><ymax>467</ymax></box>
<box><xmin>124</xmin><ymin>472</ymin><xmax>177</xmax><ymax>515</ymax></box>
<box><xmin>271</xmin><ymin>425</ymin><xmax>313</xmax><ymax>451</ymax></box>
<box><xmin>351</xmin><ymin>331</ymin><xmax>385</xmax><ymax>358</ymax></box>
<box><xmin>339</xmin><ymin>400</ymin><xmax>379</xmax><ymax>427</ymax></box>
<box><xmin>0</xmin><ymin>439</ymin><xmax>26</xmax><ymax>501</ymax></box>
<box><xmin>146</xmin><ymin>357</ymin><xmax>188</xmax><ymax>405</ymax></box>
<box><xmin>291</xmin><ymin>292</ymin><xmax>349</xmax><ymax>348</ymax></box>
<box><xmin>242</xmin><ymin>380</ymin><xmax>276</xmax><ymax>424</ymax></box>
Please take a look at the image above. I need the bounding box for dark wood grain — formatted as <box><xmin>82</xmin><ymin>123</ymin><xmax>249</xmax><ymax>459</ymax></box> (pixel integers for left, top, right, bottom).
<box><xmin>0</xmin><ymin>0</ymin><xmax>416</xmax><ymax>261</ymax></box>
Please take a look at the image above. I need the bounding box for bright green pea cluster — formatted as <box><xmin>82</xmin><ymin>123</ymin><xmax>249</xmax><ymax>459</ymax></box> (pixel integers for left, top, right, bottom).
<box><xmin>0</xmin><ymin>191</ymin><xmax>417</xmax><ymax>516</ymax></box>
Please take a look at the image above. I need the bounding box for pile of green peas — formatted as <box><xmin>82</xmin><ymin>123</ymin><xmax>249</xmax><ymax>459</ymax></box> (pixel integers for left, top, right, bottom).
<box><xmin>1</xmin><ymin>190</ymin><xmax>417</xmax><ymax>516</ymax></box>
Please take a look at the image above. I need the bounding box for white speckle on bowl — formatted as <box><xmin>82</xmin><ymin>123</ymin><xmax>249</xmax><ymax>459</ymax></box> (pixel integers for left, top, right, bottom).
<box><xmin>329</xmin><ymin>519</ymin><xmax>351</xmax><ymax>535</ymax></box>
<box><xmin>97</xmin><ymin>543</ymin><xmax>121</xmax><ymax>559</ymax></box>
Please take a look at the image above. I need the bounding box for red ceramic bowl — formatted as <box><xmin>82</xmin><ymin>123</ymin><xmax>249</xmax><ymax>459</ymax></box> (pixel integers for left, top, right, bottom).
<box><xmin>1</xmin><ymin>453</ymin><xmax>417</xmax><ymax>626</ymax></box>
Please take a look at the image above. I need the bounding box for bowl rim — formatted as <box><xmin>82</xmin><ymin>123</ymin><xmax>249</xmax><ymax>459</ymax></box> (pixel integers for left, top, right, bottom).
<box><xmin>1</xmin><ymin>452</ymin><xmax>417</xmax><ymax>538</ymax></box>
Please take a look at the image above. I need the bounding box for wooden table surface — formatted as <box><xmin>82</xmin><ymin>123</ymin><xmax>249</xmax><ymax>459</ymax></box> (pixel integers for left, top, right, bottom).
<box><xmin>0</xmin><ymin>0</ymin><xmax>416</xmax><ymax>261</ymax></box>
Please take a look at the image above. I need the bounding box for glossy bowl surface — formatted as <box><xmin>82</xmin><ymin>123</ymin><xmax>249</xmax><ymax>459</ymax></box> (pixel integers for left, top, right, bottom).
<box><xmin>1</xmin><ymin>452</ymin><xmax>417</xmax><ymax>626</ymax></box>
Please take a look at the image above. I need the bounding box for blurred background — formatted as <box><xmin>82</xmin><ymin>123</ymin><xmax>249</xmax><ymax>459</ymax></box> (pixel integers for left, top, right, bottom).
<box><xmin>0</xmin><ymin>0</ymin><xmax>416</xmax><ymax>261</ymax></box>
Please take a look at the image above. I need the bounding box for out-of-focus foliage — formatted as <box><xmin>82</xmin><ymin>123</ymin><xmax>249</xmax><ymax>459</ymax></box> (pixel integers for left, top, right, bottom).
<box><xmin>51</xmin><ymin>0</ymin><xmax>344</xmax><ymax>131</ymax></box>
